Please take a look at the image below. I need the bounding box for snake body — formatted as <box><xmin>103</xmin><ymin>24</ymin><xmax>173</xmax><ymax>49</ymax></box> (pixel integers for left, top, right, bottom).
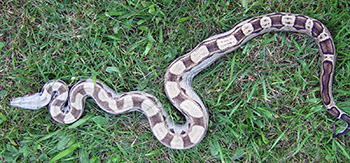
<box><xmin>10</xmin><ymin>13</ymin><xmax>350</xmax><ymax>149</ymax></box>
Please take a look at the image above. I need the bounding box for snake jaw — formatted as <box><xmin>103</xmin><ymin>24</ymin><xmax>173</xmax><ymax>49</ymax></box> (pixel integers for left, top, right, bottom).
<box><xmin>10</xmin><ymin>93</ymin><xmax>49</xmax><ymax>110</ymax></box>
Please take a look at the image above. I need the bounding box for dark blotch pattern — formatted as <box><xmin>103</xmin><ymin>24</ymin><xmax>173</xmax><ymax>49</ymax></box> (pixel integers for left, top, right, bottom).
<box><xmin>93</xmin><ymin>86</ymin><xmax>111</xmax><ymax>111</ymax></box>
<box><xmin>192</xmin><ymin>117</ymin><xmax>205</xmax><ymax>127</ymax></box>
<box><xmin>47</xmin><ymin>87</ymin><xmax>54</xmax><ymax>95</ymax></box>
<box><xmin>132</xmin><ymin>96</ymin><xmax>144</xmax><ymax>108</ymax></box>
<box><xmin>312</xmin><ymin>20</ymin><xmax>324</xmax><ymax>37</ymax></box>
<box><xmin>71</xmin><ymin>106</ymin><xmax>82</xmax><ymax>119</ymax></box>
<box><xmin>149</xmin><ymin>113</ymin><xmax>163</xmax><ymax>127</ymax></box>
<box><xmin>319</xmin><ymin>39</ymin><xmax>334</xmax><ymax>54</ymax></box>
<box><xmin>327</xmin><ymin>107</ymin><xmax>340</xmax><ymax>117</ymax></box>
<box><xmin>161</xmin><ymin>133</ymin><xmax>174</xmax><ymax>147</ymax></box>
<box><xmin>250</xmin><ymin>18</ymin><xmax>263</xmax><ymax>33</ymax></box>
<box><xmin>205</xmin><ymin>41</ymin><xmax>220</xmax><ymax>53</ymax></box>
<box><xmin>54</xmin><ymin>113</ymin><xmax>65</xmax><ymax>122</ymax></box>
<box><xmin>165</xmin><ymin>72</ymin><xmax>179</xmax><ymax>82</ymax></box>
<box><xmin>172</xmin><ymin>93</ymin><xmax>187</xmax><ymax>105</ymax></box>
<box><xmin>293</xmin><ymin>15</ymin><xmax>307</xmax><ymax>30</ymax></box>
<box><xmin>270</xmin><ymin>14</ymin><xmax>283</xmax><ymax>28</ymax></box>
<box><xmin>341</xmin><ymin>114</ymin><xmax>350</xmax><ymax>123</ymax></box>
<box><xmin>321</xmin><ymin>61</ymin><xmax>333</xmax><ymax>105</ymax></box>
<box><xmin>58</xmin><ymin>85</ymin><xmax>68</xmax><ymax>94</ymax></box>
<box><xmin>182</xmin><ymin>135</ymin><xmax>194</xmax><ymax>147</ymax></box>
<box><xmin>116</xmin><ymin>98</ymin><xmax>124</xmax><ymax>109</ymax></box>
<box><xmin>51</xmin><ymin>99</ymin><xmax>66</xmax><ymax>108</ymax></box>
<box><xmin>232</xmin><ymin>29</ymin><xmax>245</xmax><ymax>43</ymax></box>
<box><xmin>70</xmin><ymin>85</ymin><xmax>85</xmax><ymax>103</ymax></box>
<box><xmin>181</xmin><ymin>56</ymin><xmax>195</xmax><ymax>68</ymax></box>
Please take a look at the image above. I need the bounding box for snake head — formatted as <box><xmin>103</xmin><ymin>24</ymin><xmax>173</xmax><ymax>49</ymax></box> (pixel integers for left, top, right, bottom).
<box><xmin>9</xmin><ymin>93</ymin><xmax>49</xmax><ymax>110</ymax></box>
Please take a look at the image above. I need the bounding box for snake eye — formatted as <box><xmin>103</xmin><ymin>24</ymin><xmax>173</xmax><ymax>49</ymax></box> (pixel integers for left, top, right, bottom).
<box><xmin>180</xmin><ymin>131</ymin><xmax>186</xmax><ymax>135</ymax></box>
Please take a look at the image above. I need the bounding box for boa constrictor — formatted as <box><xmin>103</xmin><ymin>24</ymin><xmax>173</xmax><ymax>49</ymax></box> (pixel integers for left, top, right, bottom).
<box><xmin>10</xmin><ymin>13</ymin><xmax>350</xmax><ymax>149</ymax></box>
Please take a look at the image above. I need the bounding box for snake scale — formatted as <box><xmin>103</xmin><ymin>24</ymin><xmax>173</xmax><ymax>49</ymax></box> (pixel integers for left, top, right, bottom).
<box><xmin>10</xmin><ymin>13</ymin><xmax>350</xmax><ymax>149</ymax></box>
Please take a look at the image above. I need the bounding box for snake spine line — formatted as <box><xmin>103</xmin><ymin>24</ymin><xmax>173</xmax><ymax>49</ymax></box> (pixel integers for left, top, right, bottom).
<box><xmin>10</xmin><ymin>13</ymin><xmax>350</xmax><ymax>149</ymax></box>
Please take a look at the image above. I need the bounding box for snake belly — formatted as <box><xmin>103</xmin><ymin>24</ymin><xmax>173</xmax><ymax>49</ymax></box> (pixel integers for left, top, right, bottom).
<box><xmin>10</xmin><ymin>13</ymin><xmax>350</xmax><ymax>149</ymax></box>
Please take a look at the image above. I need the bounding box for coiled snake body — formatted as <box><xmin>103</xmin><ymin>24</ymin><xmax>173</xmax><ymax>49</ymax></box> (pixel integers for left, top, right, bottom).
<box><xmin>10</xmin><ymin>13</ymin><xmax>350</xmax><ymax>149</ymax></box>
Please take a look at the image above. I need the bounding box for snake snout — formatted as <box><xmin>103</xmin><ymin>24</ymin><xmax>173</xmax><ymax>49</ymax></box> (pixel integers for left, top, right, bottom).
<box><xmin>9</xmin><ymin>93</ymin><xmax>47</xmax><ymax>110</ymax></box>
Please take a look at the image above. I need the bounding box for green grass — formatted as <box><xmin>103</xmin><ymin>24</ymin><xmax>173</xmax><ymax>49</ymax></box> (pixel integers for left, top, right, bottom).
<box><xmin>1</xmin><ymin>0</ymin><xmax>350</xmax><ymax>162</ymax></box>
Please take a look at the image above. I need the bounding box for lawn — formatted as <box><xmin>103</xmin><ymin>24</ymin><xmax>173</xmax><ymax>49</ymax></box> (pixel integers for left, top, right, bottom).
<box><xmin>1</xmin><ymin>0</ymin><xmax>350</xmax><ymax>162</ymax></box>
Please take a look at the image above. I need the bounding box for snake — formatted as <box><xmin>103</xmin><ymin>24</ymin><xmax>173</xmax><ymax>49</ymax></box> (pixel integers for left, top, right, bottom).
<box><xmin>10</xmin><ymin>13</ymin><xmax>350</xmax><ymax>149</ymax></box>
